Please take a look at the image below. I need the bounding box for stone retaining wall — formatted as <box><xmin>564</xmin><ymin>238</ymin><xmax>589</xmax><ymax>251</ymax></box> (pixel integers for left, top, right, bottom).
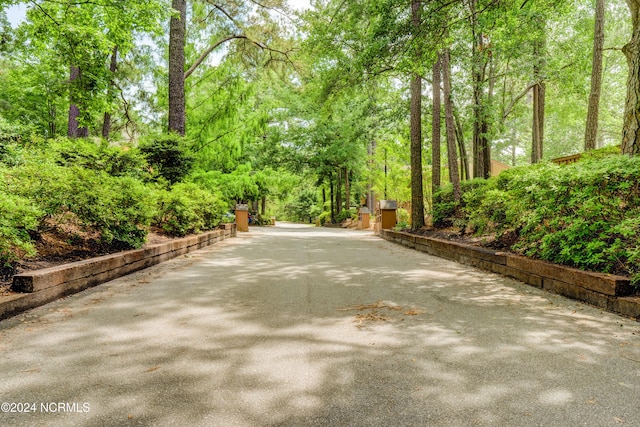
<box><xmin>0</xmin><ymin>224</ymin><xmax>237</xmax><ymax>320</ymax></box>
<box><xmin>380</xmin><ymin>229</ymin><xmax>640</xmax><ymax>320</ymax></box>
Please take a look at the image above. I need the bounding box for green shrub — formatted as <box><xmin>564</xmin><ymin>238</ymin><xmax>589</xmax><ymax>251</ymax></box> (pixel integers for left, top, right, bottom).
<box><xmin>432</xmin><ymin>178</ymin><xmax>490</xmax><ymax>228</ymax></box>
<box><xmin>437</xmin><ymin>155</ymin><xmax>640</xmax><ymax>285</ymax></box>
<box><xmin>0</xmin><ymin>192</ymin><xmax>43</xmax><ymax>265</ymax></box>
<box><xmin>50</xmin><ymin>138</ymin><xmax>148</xmax><ymax>179</ymax></box>
<box><xmin>66</xmin><ymin>169</ymin><xmax>156</xmax><ymax>248</ymax></box>
<box><xmin>155</xmin><ymin>183</ymin><xmax>225</xmax><ymax>236</ymax></box>
<box><xmin>139</xmin><ymin>133</ymin><xmax>195</xmax><ymax>185</ymax></box>
<box><xmin>5</xmin><ymin>160</ymin><xmax>154</xmax><ymax>249</ymax></box>
<box><xmin>394</xmin><ymin>221</ymin><xmax>409</xmax><ymax>231</ymax></box>
<box><xmin>2</xmin><ymin>157</ymin><xmax>74</xmax><ymax>216</ymax></box>
<box><xmin>318</xmin><ymin>210</ymin><xmax>333</xmax><ymax>225</ymax></box>
<box><xmin>396</xmin><ymin>207</ymin><xmax>410</xmax><ymax>225</ymax></box>
<box><xmin>511</xmin><ymin>156</ymin><xmax>640</xmax><ymax>284</ymax></box>
<box><xmin>0</xmin><ymin>117</ymin><xmax>32</xmax><ymax>144</ymax></box>
<box><xmin>336</xmin><ymin>208</ymin><xmax>357</xmax><ymax>223</ymax></box>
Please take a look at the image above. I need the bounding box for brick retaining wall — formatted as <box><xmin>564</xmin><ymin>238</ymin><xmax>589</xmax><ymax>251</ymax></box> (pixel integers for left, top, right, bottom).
<box><xmin>379</xmin><ymin>229</ymin><xmax>640</xmax><ymax>320</ymax></box>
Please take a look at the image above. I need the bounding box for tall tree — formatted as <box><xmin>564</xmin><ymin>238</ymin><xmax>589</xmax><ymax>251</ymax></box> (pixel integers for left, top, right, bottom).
<box><xmin>67</xmin><ymin>66</ymin><xmax>88</xmax><ymax>138</ymax></box>
<box><xmin>468</xmin><ymin>0</ymin><xmax>491</xmax><ymax>178</ymax></box>
<box><xmin>344</xmin><ymin>166</ymin><xmax>350</xmax><ymax>211</ymax></box>
<box><xmin>531</xmin><ymin>13</ymin><xmax>546</xmax><ymax>163</ymax></box>
<box><xmin>168</xmin><ymin>0</ymin><xmax>187</xmax><ymax>136</ymax></box>
<box><xmin>15</xmin><ymin>0</ymin><xmax>165</xmax><ymax>138</ymax></box>
<box><xmin>432</xmin><ymin>57</ymin><xmax>442</xmax><ymax>194</ymax></box>
<box><xmin>410</xmin><ymin>0</ymin><xmax>425</xmax><ymax>230</ymax></box>
<box><xmin>623</xmin><ymin>0</ymin><xmax>640</xmax><ymax>155</ymax></box>
<box><xmin>584</xmin><ymin>0</ymin><xmax>605</xmax><ymax>151</ymax></box>
<box><xmin>102</xmin><ymin>46</ymin><xmax>118</xmax><ymax>139</ymax></box>
<box><xmin>442</xmin><ymin>49</ymin><xmax>461</xmax><ymax>203</ymax></box>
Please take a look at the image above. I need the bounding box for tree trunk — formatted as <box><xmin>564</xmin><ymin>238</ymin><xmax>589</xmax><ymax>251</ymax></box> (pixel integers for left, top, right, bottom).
<box><xmin>102</xmin><ymin>46</ymin><xmax>118</xmax><ymax>139</ymax></box>
<box><xmin>432</xmin><ymin>57</ymin><xmax>442</xmax><ymax>194</ymax></box>
<box><xmin>584</xmin><ymin>0</ymin><xmax>605</xmax><ymax>151</ymax></box>
<box><xmin>168</xmin><ymin>0</ymin><xmax>187</xmax><ymax>136</ymax></box>
<box><xmin>67</xmin><ymin>66</ymin><xmax>88</xmax><ymax>138</ymax></box>
<box><xmin>622</xmin><ymin>0</ymin><xmax>640</xmax><ymax>155</ymax></box>
<box><xmin>261</xmin><ymin>196</ymin><xmax>266</xmax><ymax>216</ymax></box>
<box><xmin>469</xmin><ymin>0</ymin><xmax>491</xmax><ymax>179</ymax></box>
<box><xmin>367</xmin><ymin>140</ymin><xmax>376</xmax><ymax>213</ymax></box>
<box><xmin>344</xmin><ymin>166</ymin><xmax>350</xmax><ymax>212</ymax></box>
<box><xmin>453</xmin><ymin>105</ymin><xmax>470</xmax><ymax>180</ymax></box>
<box><xmin>409</xmin><ymin>0</ymin><xmax>425</xmax><ymax>230</ymax></box>
<box><xmin>410</xmin><ymin>72</ymin><xmax>425</xmax><ymax>230</ymax></box>
<box><xmin>531</xmin><ymin>15</ymin><xmax>546</xmax><ymax>163</ymax></box>
<box><xmin>336</xmin><ymin>169</ymin><xmax>342</xmax><ymax>215</ymax></box>
<box><xmin>322</xmin><ymin>186</ymin><xmax>326</xmax><ymax>211</ymax></box>
<box><xmin>330</xmin><ymin>176</ymin><xmax>335</xmax><ymax>223</ymax></box>
<box><xmin>442</xmin><ymin>49</ymin><xmax>461</xmax><ymax>204</ymax></box>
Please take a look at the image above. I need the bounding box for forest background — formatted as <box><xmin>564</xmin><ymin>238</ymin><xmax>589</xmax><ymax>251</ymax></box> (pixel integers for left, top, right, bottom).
<box><xmin>1</xmin><ymin>0</ymin><xmax>640</xmax><ymax>285</ymax></box>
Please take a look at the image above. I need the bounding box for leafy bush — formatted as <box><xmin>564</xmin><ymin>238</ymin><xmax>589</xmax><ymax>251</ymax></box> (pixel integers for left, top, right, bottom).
<box><xmin>433</xmin><ymin>178</ymin><xmax>490</xmax><ymax>228</ymax></box>
<box><xmin>50</xmin><ymin>138</ymin><xmax>148</xmax><ymax>179</ymax></box>
<box><xmin>65</xmin><ymin>169</ymin><xmax>156</xmax><ymax>248</ymax></box>
<box><xmin>336</xmin><ymin>208</ymin><xmax>357</xmax><ymax>223</ymax></box>
<box><xmin>155</xmin><ymin>183</ymin><xmax>225</xmax><ymax>236</ymax></box>
<box><xmin>139</xmin><ymin>133</ymin><xmax>195</xmax><ymax>185</ymax></box>
<box><xmin>394</xmin><ymin>221</ymin><xmax>409</xmax><ymax>231</ymax></box>
<box><xmin>0</xmin><ymin>192</ymin><xmax>43</xmax><ymax>265</ymax></box>
<box><xmin>434</xmin><ymin>155</ymin><xmax>640</xmax><ymax>285</ymax></box>
<box><xmin>510</xmin><ymin>156</ymin><xmax>640</xmax><ymax>284</ymax></box>
<box><xmin>318</xmin><ymin>210</ymin><xmax>333</xmax><ymax>225</ymax></box>
<box><xmin>5</xmin><ymin>159</ymin><xmax>154</xmax><ymax>249</ymax></box>
<box><xmin>0</xmin><ymin>117</ymin><xmax>32</xmax><ymax>144</ymax></box>
<box><xmin>396</xmin><ymin>207</ymin><xmax>410</xmax><ymax>225</ymax></box>
<box><xmin>0</xmin><ymin>118</ymin><xmax>37</xmax><ymax>167</ymax></box>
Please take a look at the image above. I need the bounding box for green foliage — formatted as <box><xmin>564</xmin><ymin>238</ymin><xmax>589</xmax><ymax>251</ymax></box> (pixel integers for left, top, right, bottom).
<box><xmin>6</xmin><ymin>158</ymin><xmax>155</xmax><ymax>249</ymax></box>
<box><xmin>434</xmin><ymin>156</ymin><xmax>640</xmax><ymax>285</ymax></box>
<box><xmin>0</xmin><ymin>117</ymin><xmax>32</xmax><ymax>144</ymax></box>
<box><xmin>139</xmin><ymin>133</ymin><xmax>195</xmax><ymax>185</ymax></box>
<box><xmin>155</xmin><ymin>183</ymin><xmax>225</xmax><ymax>236</ymax></box>
<box><xmin>317</xmin><ymin>210</ymin><xmax>333</xmax><ymax>225</ymax></box>
<box><xmin>432</xmin><ymin>179</ymin><xmax>490</xmax><ymax>228</ymax></box>
<box><xmin>0</xmin><ymin>123</ymin><xmax>29</xmax><ymax>167</ymax></box>
<box><xmin>50</xmin><ymin>138</ymin><xmax>148</xmax><ymax>179</ymax></box>
<box><xmin>65</xmin><ymin>169</ymin><xmax>155</xmax><ymax>249</ymax></box>
<box><xmin>396</xmin><ymin>207</ymin><xmax>410</xmax><ymax>225</ymax></box>
<box><xmin>0</xmin><ymin>191</ymin><xmax>43</xmax><ymax>265</ymax></box>
<box><xmin>1</xmin><ymin>0</ymin><xmax>168</xmax><ymax>136</ymax></box>
<box><xmin>394</xmin><ymin>221</ymin><xmax>409</xmax><ymax>231</ymax></box>
<box><xmin>336</xmin><ymin>208</ymin><xmax>357</xmax><ymax>223</ymax></box>
<box><xmin>284</xmin><ymin>186</ymin><xmax>321</xmax><ymax>223</ymax></box>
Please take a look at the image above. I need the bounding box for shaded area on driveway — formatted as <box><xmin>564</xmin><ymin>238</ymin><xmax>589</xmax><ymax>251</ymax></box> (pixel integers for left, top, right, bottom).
<box><xmin>1</xmin><ymin>223</ymin><xmax>639</xmax><ymax>426</ymax></box>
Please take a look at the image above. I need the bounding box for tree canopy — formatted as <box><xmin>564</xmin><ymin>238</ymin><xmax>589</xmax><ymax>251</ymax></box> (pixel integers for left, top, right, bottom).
<box><xmin>0</xmin><ymin>0</ymin><xmax>639</xmax><ymax>235</ymax></box>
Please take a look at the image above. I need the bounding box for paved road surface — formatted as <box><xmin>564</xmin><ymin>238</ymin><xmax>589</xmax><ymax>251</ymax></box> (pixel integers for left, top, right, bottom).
<box><xmin>1</xmin><ymin>224</ymin><xmax>639</xmax><ymax>426</ymax></box>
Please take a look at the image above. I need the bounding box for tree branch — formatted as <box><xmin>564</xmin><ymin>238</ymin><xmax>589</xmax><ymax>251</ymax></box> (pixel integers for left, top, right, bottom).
<box><xmin>184</xmin><ymin>35</ymin><xmax>247</xmax><ymax>79</ymax></box>
<box><xmin>502</xmin><ymin>81</ymin><xmax>537</xmax><ymax>120</ymax></box>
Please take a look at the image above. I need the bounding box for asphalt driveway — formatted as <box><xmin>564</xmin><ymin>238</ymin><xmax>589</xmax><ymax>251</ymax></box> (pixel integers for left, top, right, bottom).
<box><xmin>1</xmin><ymin>223</ymin><xmax>639</xmax><ymax>426</ymax></box>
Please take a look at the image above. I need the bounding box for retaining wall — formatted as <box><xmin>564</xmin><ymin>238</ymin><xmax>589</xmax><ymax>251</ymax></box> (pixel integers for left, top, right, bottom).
<box><xmin>0</xmin><ymin>224</ymin><xmax>237</xmax><ymax>320</ymax></box>
<box><xmin>379</xmin><ymin>229</ymin><xmax>640</xmax><ymax>320</ymax></box>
